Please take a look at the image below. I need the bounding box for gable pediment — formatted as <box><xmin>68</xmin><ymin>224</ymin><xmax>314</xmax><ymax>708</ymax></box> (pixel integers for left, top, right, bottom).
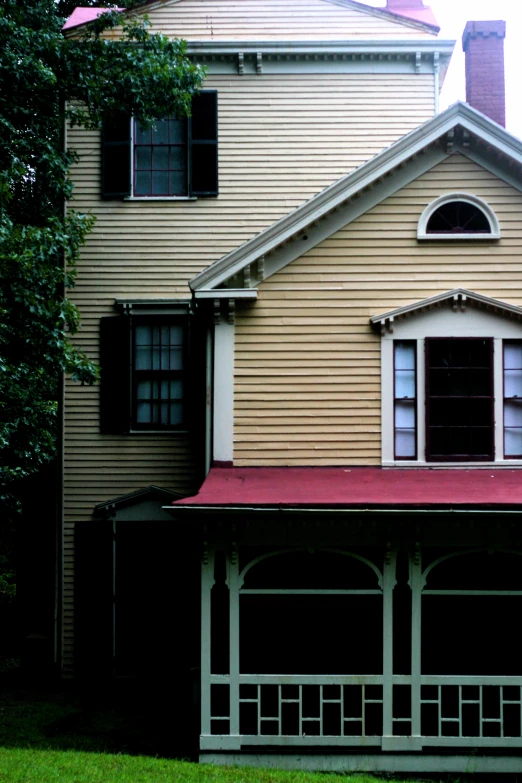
<box><xmin>94</xmin><ymin>485</ymin><xmax>185</xmax><ymax>521</ymax></box>
<box><xmin>370</xmin><ymin>289</ymin><xmax>522</xmax><ymax>336</ymax></box>
<box><xmin>191</xmin><ymin>103</ymin><xmax>522</xmax><ymax>296</ymax></box>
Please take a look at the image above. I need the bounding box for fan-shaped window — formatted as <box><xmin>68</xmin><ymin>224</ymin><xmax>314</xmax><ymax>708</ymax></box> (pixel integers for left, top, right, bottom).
<box><xmin>418</xmin><ymin>194</ymin><xmax>500</xmax><ymax>241</ymax></box>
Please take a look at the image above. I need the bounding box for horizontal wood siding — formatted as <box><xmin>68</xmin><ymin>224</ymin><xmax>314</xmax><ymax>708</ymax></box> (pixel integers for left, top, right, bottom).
<box><xmin>63</xmin><ymin>69</ymin><xmax>434</xmax><ymax>672</ymax></box>
<box><xmin>234</xmin><ymin>154</ymin><xmax>522</xmax><ymax>465</ymax></box>
<box><xmin>140</xmin><ymin>0</ymin><xmax>438</xmax><ymax>40</ymax></box>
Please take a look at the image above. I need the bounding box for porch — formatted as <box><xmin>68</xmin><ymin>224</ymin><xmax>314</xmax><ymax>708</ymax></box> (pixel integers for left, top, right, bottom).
<box><xmin>186</xmin><ymin>505</ymin><xmax>522</xmax><ymax>771</ymax></box>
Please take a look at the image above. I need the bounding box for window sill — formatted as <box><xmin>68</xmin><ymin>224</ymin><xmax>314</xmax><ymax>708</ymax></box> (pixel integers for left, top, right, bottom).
<box><xmin>129</xmin><ymin>429</ymin><xmax>190</xmax><ymax>435</ymax></box>
<box><xmin>124</xmin><ymin>196</ymin><xmax>197</xmax><ymax>202</ymax></box>
<box><xmin>417</xmin><ymin>233</ymin><xmax>500</xmax><ymax>241</ymax></box>
<box><xmin>383</xmin><ymin>460</ymin><xmax>522</xmax><ymax>469</ymax></box>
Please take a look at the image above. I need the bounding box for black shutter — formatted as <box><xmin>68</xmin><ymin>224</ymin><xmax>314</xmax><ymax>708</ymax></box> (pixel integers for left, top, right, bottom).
<box><xmin>101</xmin><ymin>113</ymin><xmax>131</xmax><ymax>199</ymax></box>
<box><xmin>75</xmin><ymin>521</ymin><xmax>114</xmax><ymax>680</ymax></box>
<box><xmin>100</xmin><ymin>316</ymin><xmax>131</xmax><ymax>434</ymax></box>
<box><xmin>190</xmin><ymin>91</ymin><xmax>218</xmax><ymax>197</ymax></box>
<box><xmin>187</xmin><ymin>313</ymin><xmax>209</xmax><ymax>480</ymax></box>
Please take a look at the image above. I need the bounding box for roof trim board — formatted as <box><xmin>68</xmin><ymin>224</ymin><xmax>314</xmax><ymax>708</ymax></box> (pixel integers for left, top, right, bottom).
<box><xmin>190</xmin><ymin>102</ymin><xmax>522</xmax><ymax>292</ymax></box>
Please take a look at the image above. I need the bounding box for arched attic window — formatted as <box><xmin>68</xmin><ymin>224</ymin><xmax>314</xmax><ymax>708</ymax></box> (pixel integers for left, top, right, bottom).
<box><xmin>417</xmin><ymin>193</ymin><xmax>500</xmax><ymax>241</ymax></box>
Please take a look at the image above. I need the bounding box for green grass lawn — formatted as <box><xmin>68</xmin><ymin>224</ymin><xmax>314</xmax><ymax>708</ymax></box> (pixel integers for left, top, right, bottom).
<box><xmin>0</xmin><ymin>675</ymin><xmax>433</xmax><ymax>783</ymax></box>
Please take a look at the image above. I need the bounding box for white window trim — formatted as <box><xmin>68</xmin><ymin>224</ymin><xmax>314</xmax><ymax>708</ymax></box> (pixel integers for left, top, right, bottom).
<box><xmin>417</xmin><ymin>193</ymin><xmax>501</xmax><ymax>241</ymax></box>
<box><xmin>127</xmin><ymin>115</ymin><xmax>195</xmax><ymax>201</ymax></box>
<box><xmin>381</xmin><ymin>307</ymin><xmax>522</xmax><ymax>467</ymax></box>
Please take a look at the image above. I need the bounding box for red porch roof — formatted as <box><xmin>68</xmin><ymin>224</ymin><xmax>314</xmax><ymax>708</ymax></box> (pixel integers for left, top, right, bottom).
<box><xmin>172</xmin><ymin>467</ymin><xmax>522</xmax><ymax>509</ymax></box>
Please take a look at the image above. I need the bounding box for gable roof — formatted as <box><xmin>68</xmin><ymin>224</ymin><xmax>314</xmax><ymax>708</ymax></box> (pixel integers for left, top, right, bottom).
<box><xmin>63</xmin><ymin>0</ymin><xmax>439</xmax><ymax>36</ymax></box>
<box><xmin>370</xmin><ymin>289</ymin><xmax>522</xmax><ymax>334</ymax></box>
<box><xmin>190</xmin><ymin>102</ymin><xmax>522</xmax><ymax>293</ymax></box>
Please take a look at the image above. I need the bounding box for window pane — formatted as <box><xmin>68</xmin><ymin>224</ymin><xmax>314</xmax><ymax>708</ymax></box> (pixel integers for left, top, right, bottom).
<box><xmin>471</xmin><ymin>427</ymin><xmax>492</xmax><ymax>456</ymax></box>
<box><xmin>170</xmin><ymin>402</ymin><xmax>183</xmax><ymax>426</ymax></box>
<box><xmin>170</xmin><ymin>379</ymin><xmax>183</xmax><ymax>400</ymax></box>
<box><xmin>169</xmin><ymin>119</ymin><xmax>185</xmax><ymax>143</ymax></box>
<box><xmin>152</xmin><ymin>146</ymin><xmax>169</xmax><ymax>170</ymax></box>
<box><xmin>135</xmin><ymin>122</ymin><xmax>150</xmax><ymax>145</ymax></box>
<box><xmin>161</xmin><ymin>347</ymin><xmax>170</xmax><ymax>370</ymax></box>
<box><xmin>395</xmin><ymin>370</ymin><xmax>415</xmax><ymax>399</ymax></box>
<box><xmin>169</xmin><ymin>170</ymin><xmax>187</xmax><ymax>196</ymax></box>
<box><xmin>505</xmin><ymin>369</ymin><xmax>522</xmax><ymax>398</ymax></box>
<box><xmin>161</xmin><ymin>403</ymin><xmax>169</xmax><ymax>426</ymax></box>
<box><xmin>170</xmin><ymin>146</ymin><xmax>186</xmax><ymax>169</ymax></box>
<box><xmin>152</xmin><ymin>171</ymin><xmax>169</xmax><ymax>195</ymax></box>
<box><xmin>505</xmin><ymin>428</ymin><xmax>522</xmax><ymax>457</ymax></box>
<box><xmin>169</xmin><ymin>347</ymin><xmax>183</xmax><ymax>371</ymax></box>
<box><xmin>395</xmin><ymin>343</ymin><xmax>415</xmax><ymax>370</ymax></box>
<box><xmin>136</xmin><ymin>402</ymin><xmax>151</xmax><ymax>423</ymax></box>
<box><xmin>170</xmin><ymin>325</ymin><xmax>183</xmax><ymax>346</ymax></box>
<box><xmin>135</xmin><ymin>147</ymin><xmax>151</xmax><ymax>170</ymax></box>
<box><xmin>396</xmin><ymin>430</ymin><xmax>415</xmax><ymax>458</ymax></box>
<box><xmin>395</xmin><ymin>401</ymin><xmax>415</xmax><ymax>428</ymax></box>
<box><xmin>135</xmin><ymin>346</ymin><xmax>151</xmax><ymax>370</ymax></box>
<box><xmin>135</xmin><ymin>171</ymin><xmax>151</xmax><ymax>195</ymax></box>
<box><xmin>152</xmin><ymin>119</ymin><xmax>169</xmax><ymax>144</ymax></box>
<box><xmin>160</xmin><ymin>380</ymin><xmax>170</xmax><ymax>400</ymax></box>
<box><xmin>505</xmin><ymin>343</ymin><xmax>522</xmax><ymax>370</ymax></box>
<box><xmin>137</xmin><ymin>381</ymin><xmax>151</xmax><ymax>400</ymax></box>
<box><xmin>135</xmin><ymin>326</ymin><xmax>151</xmax><ymax>345</ymax></box>
<box><xmin>151</xmin><ymin>347</ymin><xmax>160</xmax><ymax>370</ymax></box>
<box><xmin>505</xmin><ymin>400</ymin><xmax>522</xmax><ymax>427</ymax></box>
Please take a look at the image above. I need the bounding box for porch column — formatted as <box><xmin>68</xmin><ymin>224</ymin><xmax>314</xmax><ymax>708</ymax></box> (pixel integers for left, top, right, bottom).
<box><xmin>201</xmin><ymin>547</ymin><xmax>215</xmax><ymax>738</ymax></box>
<box><xmin>409</xmin><ymin>545</ymin><xmax>423</xmax><ymax>746</ymax></box>
<box><xmin>227</xmin><ymin>545</ymin><xmax>241</xmax><ymax>747</ymax></box>
<box><xmin>382</xmin><ymin>547</ymin><xmax>397</xmax><ymax>748</ymax></box>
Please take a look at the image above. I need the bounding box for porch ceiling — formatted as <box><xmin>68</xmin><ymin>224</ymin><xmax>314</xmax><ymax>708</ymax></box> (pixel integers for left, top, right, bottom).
<box><xmin>171</xmin><ymin>466</ymin><xmax>522</xmax><ymax>509</ymax></box>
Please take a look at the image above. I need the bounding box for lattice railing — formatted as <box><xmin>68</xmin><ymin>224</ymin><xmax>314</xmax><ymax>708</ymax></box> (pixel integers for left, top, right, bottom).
<box><xmin>207</xmin><ymin>675</ymin><xmax>384</xmax><ymax>746</ymax></box>
<box><xmin>420</xmin><ymin>677</ymin><xmax>522</xmax><ymax>745</ymax></box>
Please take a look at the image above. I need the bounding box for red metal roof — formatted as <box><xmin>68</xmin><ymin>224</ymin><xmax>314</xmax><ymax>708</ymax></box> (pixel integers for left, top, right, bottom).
<box><xmin>62</xmin><ymin>7</ymin><xmax>123</xmax><ymax>31</ymax></box>
<box><xmin>173</xmin><ymin>466</ymin><xmax>522</xmax><ymax>509</ymax></box>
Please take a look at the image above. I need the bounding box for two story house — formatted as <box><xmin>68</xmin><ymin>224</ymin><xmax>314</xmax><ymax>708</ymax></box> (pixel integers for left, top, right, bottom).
<box><xmin>63</xmin><ymin>0</ymin><xmax>522</xmax><ymax>773</ymax></box>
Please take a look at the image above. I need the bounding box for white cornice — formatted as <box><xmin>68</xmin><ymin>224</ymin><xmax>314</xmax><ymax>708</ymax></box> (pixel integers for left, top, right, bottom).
<box><xmin>187</xmin><ymin>40</ymin><xmax>454</xmax><ymax>56</ymax></box>
<box><xmin>190</xmin><ymin>102</ymin><xmax>522</xmax><ymax>292</ymax></box>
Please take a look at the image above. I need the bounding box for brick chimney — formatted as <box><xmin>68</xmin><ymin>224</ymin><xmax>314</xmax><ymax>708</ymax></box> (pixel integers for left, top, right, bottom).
<box><xmin>387</xmin><ymin>0</ymin><xmax>425</xmax><ymax>8</ymax></box>
<box><xmin>462</xmin><ymin>21</ymin><xmax>506</xmax><ymax>127</ymax></box>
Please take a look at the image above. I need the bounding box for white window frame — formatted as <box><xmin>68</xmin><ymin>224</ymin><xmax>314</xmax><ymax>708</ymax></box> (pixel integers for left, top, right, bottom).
<box><xmin>381</xmin><ymin>306</ymin><xmax>522</xmax><ymax>466</ymax></box>
<box><xmin>417</xmin><ymin>193</ymin><xmax>501</xmax><ymax>241</ymax></box>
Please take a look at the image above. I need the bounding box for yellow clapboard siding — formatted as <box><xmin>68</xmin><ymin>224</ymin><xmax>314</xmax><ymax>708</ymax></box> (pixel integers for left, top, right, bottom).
<box><xmin>81</xmin><ymin>0</ymin><xmax>438</xmax><ymax>41</ymax></box>
<box><xmin>234</xmin><ymin>154</ymin><xmax>522</xmax><ymax>464</ymax></box>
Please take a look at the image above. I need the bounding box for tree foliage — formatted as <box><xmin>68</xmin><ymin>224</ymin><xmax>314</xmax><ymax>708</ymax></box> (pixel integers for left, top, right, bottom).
<box><xmin>0</xmin><ymin>0</ymin><xmax>204</xmax><ymax>492</ymax></box>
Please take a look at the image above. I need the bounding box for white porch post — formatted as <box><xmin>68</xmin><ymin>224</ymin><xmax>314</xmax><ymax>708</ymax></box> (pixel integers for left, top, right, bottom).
<box><xmin>213</xmin><ymin>312</ymin><xmax>234</xmax><ymax>464</ymax></box>
<box><xmin>382</xmin><ymin>547</ymin><xmax>397</xmax><ymax>748</ymax></box>
<box><xmin>409</xmin><ymin>545</ymin><xmax>423</xmax><ymax>746</ymax></box>
<box><xmin>227</xmin><ymin>545</ymin><xmax>241</xmax><ymax>748</ymax></box>
<box><xmin>201</xmin><ymin>547</ymin><xmax>215</xmax><ymax>739</ymax></box>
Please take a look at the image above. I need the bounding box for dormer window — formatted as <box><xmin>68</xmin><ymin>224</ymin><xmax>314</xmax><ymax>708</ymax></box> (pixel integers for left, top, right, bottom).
<box><xmin>417</xmin><ymin>194</ymin><xmax>500</xmax><ymax>241</ymax></box>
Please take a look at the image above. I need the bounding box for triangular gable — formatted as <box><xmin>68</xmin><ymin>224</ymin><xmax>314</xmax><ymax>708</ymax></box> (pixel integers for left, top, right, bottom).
<box><xmin>370</xmin><ymin>289</ymin><xmax>522</xmax><ymax>335</ymax></box>
<box><xmin>63</xmin><ymin>0</ymin><xmax>439</xmax><ymax>38</ymax></box>
<box><xmin>191</xmin><ymin>102</ymin><xmax>522</xmax><ymax>294</ymax></box>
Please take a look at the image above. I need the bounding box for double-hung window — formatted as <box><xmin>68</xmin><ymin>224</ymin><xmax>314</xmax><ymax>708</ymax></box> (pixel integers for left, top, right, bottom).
<box><xmin>387</xmin><ymin>336</ymin><xmax>522</xmax><ymax>464</ymax></box>
<box><xmin>99</xmin><ymin>310</ymin><xmax>203</xmax><ymax>435</ymax></box>
<box><xmin>102</xmin><ymin>91</ymin><xmax>218</xmax><ymax>199</ymax></box>
<box><xmin>133</xmin><ymin>321</ymin><xmax>185</xmax><ymax>429</ymax></box>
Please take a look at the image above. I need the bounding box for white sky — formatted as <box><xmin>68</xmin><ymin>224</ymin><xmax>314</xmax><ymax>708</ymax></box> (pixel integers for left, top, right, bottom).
<box><xmin>363</xmin><ymin>0</ymin><xmax>522</xmax><ymax>138</ymax></box>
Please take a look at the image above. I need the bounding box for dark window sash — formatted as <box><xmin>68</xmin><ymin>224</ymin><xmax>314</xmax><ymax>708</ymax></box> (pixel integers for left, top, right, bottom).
<box><xmin>425</xmin><ymin>338</ymin><xmax>494</xmax><ymax>462</ymax></box>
